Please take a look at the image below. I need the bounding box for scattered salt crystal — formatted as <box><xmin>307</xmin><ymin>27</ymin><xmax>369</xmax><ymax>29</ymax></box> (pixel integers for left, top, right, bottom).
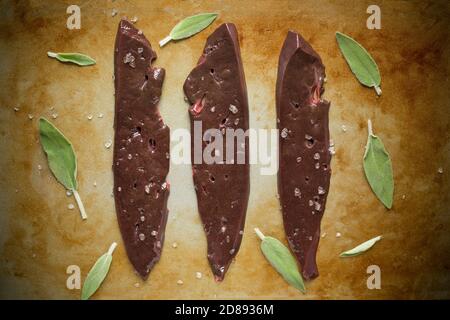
<box><xmin>13</xmin><ymin>107</ymin><xmax>19</xmax><ymax>112</ymax></box>
<box><xmin>138</xmin><ymin>233</ymin><xmax>145</xmax><ymax>241</ymax></box>
<box><xmin>151</xmin><ymin>230</ymin><xmax>158</xmax><ymax>236</ymax></box>
<box><xmin>296</xmin><ymin>156</ymin><xmax>302</xmax><ymax>163</ymax></box>
<box><xmin>145</xmin><ymin>184</ymin><xmax>150</xmax><ymax>194</ymax></box>
<box><xmin>313</xmin><ymin>152</ymin><xmax>320</xmax><ymax>160</ymax></box>
<box><xmin>111</xmin><ymin>9</ymin><xmax>118</xmax><ymax>17</ymax></box>
<box><xmin>318</xmin><ymin>186</ymin><xmax>325</xmax><ymax>195</ymax></box>
<box><xmin>117</xmin><ymin>186</ymin><xmax>122</xmax><ymax>192</ymax></box>
<box><xmin>51</xmin><ymin>113</ymin><xmax>58</xmax><ymax>119</ymax></box>
<box><xmin>37</xmin><ymin>164</ymin><xmax>42</xmax><ymax>170</ymax></box>
<box><xmin>87</xmin><ymin>114</ymin><xmax>93</xmax><ymax>120</ymax></box>
<box><xmin>104</xmin><ymin>140</ymin><xmax>112</xmax><ymax>149</ymax></box>
<box><xmin>221</xmin><ymin>226</ymin><xmax>226</xmax><ymax>233</ymax></box>
<box><xmin>210</xmin><ymin>106</ymin><xmax>216</xmax><ymax>113</ymax></box>
<box><xmin>308</xmin><ymin>236</ymin><xmax>313</xmax><ymax>241</ymax></box>
<box><xmin>402</xmin><ymin>194</ymin><xmax>406</xmax><ymax>200</ymax></box>
<box><xmin>336</xmin><ymin>232</ymin><xmax>341</xmax><ymax>238</ymax></box>
<box><xmin>229</xmin><ymin>248</ymin><xmax>235</xmax><ymax>255</ymax></box>
<box><xmin>130</xmin><ymin>16</ymin><xmax>138</xmax><ymax>23</ymax></box>
<box><xmin>68</xmin><ymin>203</ymin><xmax>75</xmax><ymax>210</ymax></box>
<box><xmin>281</xmin><ymin>128</ymin><xmax>289</xmax><ymax>138</ymax></box>
<box><xmin>321</xmin><ymin>232</ymin><xmax>327</xmax><ymax>238</ymax></box>
<box><xmin>28</xmin><ymin>114</ymin><xmax>34</xmax><ymax>120</ymax></box>
<box><xmin>229</xmin><ymin>104</ymin><xmax>238</xmax><ymax>114</ymax></box>
<box><xmin>438</xmin><ymin>167</ymin><xmax>444</xmax><ymax>174</ymax></box>
<box><xmin>314</xmin><ymin>202</ymin><xmax>321</xmax><ymax>211</ymax></box>
<box><xmin>123</xmin><ymin>52</ymin><xmax>136</xmax><ymax>68</ymax></box>
<box><xmin>196</xmin><ymin>272</ymin><xmax>202</xmax><ymax>279</ymax></box>
<box><xmin>308</xmin><ymin>200</ymin><xmax>314</xmax><ymax>207</ymax></box>
<box><xmin>127</xmin><ymin>154</ymin><xmax>133</xmax><ymax>160</ymax></box>
<box><xmin>137</xmin><ymin>30</ymin><xmax>143</xmax><ymax>35</ymax></box>
<box><xmin>341</xmin><ymin>125</ymin><xmax>347</xmax><ymax>132</ymax></box>
<box><xmin>328</xmin><ymin>140</ymin><xmax>336</xmax><ymax>155</ymax></box>
<box><xmin>294</xmin><ymin>187</ymin><xmax>301</xmax><ymax>198</ymax></box>
<box><xmin>66</xmin><ymin>190</ymin><xmax>72</xmax><ymax>196</ymax></box>
<box><xmin>93</xmin><ymin>181</ymin><xmax>97</xmax><ymax>187</ymax></box>
<box><xmin>315</xmin><ymin>163</ymin><xmax>320</xmax><ymax>169</ymax></box>
<box><xmin>140</xmin><ymin>216</ymin><xmax>145</xmax><ymax>222</ymax></box>
<box><xmin>177</xmin><ymin>280</ymin><xmax>183</xmax><ymax>285</ymax></box>
<box><xmin>98</xmin><ymin>113</ymin><xmax>104</xmax><ymax>118</ymax></box>
<box><xmin>239</xmin><ymin>230</ymin><xmax>244</xmax><ymax>235</ymax></box>
<box><xmin>134</xmin><ymin>283</ymin><xmax>140</xmax><ymax>288</ymax></box>
<box><xmin>172</xmin><ymin>242</ymin><xmax>178</xmax><ymax>248</ymax></box>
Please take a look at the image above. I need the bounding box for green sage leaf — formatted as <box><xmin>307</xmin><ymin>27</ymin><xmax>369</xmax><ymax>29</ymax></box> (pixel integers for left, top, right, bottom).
<box><xmin>159</xmin><ymin>13</ymin><xmax>218</xmax><ymax>47</ymax></box>
<box><xmin>340</xmin><ymin>235</ymin><xmax>382</xmax><ymax>257</ymax></box>
<box><xmin>363</xmin><ymin>119</ymin><xmax>394</xmax><ymax>209</ymax></box>
<box><xmin>47</xmin><ymin>51</ymin><xmax>96</xmax><ymax>66</ymax></box>
<box><xmin>81</xmin><ymin>242</ymin><xmax>117</xmax><ymax>300</ymax></box>
<box><xmin>336</xmin><ymin>32</ymin><xmax>382</xmax><ymax>95</ymax></box>
<box><xmin>39</xmin><ymin>118</ymin><xmax>87</xmax><ymax>219</ymax></box>
<box><xmin>254</xmin><ymin>228</ymin><xmax>305</xmax><ymax>293</ymax></box>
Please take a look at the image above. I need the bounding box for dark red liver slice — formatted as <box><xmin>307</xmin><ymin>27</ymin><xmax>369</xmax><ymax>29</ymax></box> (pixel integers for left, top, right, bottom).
<box><xmin>113</xmin><ymin>19</ymin><xmax>170</xmax><ymax>279</ymax></box>
<box><xmin>183</xmin><ymin>23</ymin><xmax>250</xmax><ymax>281</ymax></box>
<box><xmin>276</xmin><ymin>31</ymin><xmax>331</xmax><ymax>280</ymax></box>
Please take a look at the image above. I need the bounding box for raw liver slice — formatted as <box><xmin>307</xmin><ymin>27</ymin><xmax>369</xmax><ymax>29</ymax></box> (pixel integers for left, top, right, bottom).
<box><xmin>113</xmin><ymin>19</ymin><xmax>170</xmax><ymax>279</ymax></box>
<box><xmin>276</xmin><ymin>31</ymin><xmax>331</xmax><ymax>280</ymax></box>
<box><xmin>183</xmin><ymin>23</ymin><xmax>250</xmax><ymax>281</ymax></box>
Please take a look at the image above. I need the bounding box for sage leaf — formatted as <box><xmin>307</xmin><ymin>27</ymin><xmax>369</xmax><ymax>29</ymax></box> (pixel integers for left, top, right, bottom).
<box><xmin>39</xmin><ymin>118</ymin><xmax>87</xmax><ymax>219</ymax></box>
<box><xmin>159</xmin><ymin>13</ymin><xmax>218</xmax><ymax>47</ymax></box>
<box><xmin>254</xmin><ymin>228</ymin><xmax>305</xmax><ymax>293</ymax></box>
<box><xmin>336</xmin><ymin>32</ymin><xmax>382</xmax><ymax>95</ymax></box>
<box><xmin>340</xmin><ymin>235</ymin><xmax>382</xmax><ymax>257</ymax></box>
<box><xmin>47</xmin><ymin>51</ymin><xmax>96</xmax><ymax>66</ymax></box>
<box><xmin>363</xmin><ymin>119</ymin><xmax>394</xmax><ymax>209</ymax></box>
<box><xmin>81</xmin><ymin>242</ymin><xmax>117</xmax><ymax>300</ymax></box>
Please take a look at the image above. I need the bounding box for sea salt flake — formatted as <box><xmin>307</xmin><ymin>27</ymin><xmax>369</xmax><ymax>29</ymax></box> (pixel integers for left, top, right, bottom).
<box><xmin>68</xmin><ymin>203</ymin><xmax>75</xmax><ymax>210</ymax></box>
<box><xmin>281</xmin><ymin>128</ymin><xmax>289</xmax><ymax>139</ymax></box>
<box><xmin>438</xmin><ymin>167</ymin><xmax>444</xmax><ymax>174</ymax></box>
<box><xmin>196</xmin><ymin>272</ymin><xmax>202</xmax><ymax>279</ymax></box>
<box><xmin>104</xmin><ymin>140</ymin><xmax>112</xmax><ymax>149</ymax></box>
<box><xmin>229</xmin><ymin>104</ymin><xmax>238</xmax><ymax>114</ymax></box>
<box><xmin>177</xmin><ymin>280</ymin><xmax>183</xmax><ymax>285</ymax></box>
<box><xmin>138</xmin><ymin>233</ymin><xmax>145</xmax><ymax>241</ymax></box>
<box><xmin>318</xmin><ymin>186</ymin><xmax>325</xmax><ymax>195</ymax></box>
<box><xmin>123</xmin><ymin>52</ymin><xmax>136</xmax><ymax>68</ymax></box>
<box><xmin>336</xmin><ymin>232</ymin><xmax>341</xmax><ymax>238</ymax></box>
<box><xmin>172</xmin><ymin>242</ymin><xmax>178</xmax><ymax>248</ymax></box>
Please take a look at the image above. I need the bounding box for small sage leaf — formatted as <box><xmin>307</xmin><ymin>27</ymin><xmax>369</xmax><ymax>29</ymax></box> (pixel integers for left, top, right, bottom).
<box><xmin>363</xmin><ymin>119</ymin><xmax>394</xmax><ymax>209</ymax></box>
<box><xmin>81</xmin><ymin>242</ymin><xmax>117</xmax><ymax>300</ymax></box>
<box><xmin>336</xmin><ymin>32</ymin><xmax>381</xmax><ymax>95</ymax></box>
<box><xmin>340</xmin><ymin>235</ymin><xmax>382</xmax><ymax>257</ymax></box>
<box><xmin>39</xmin><ymin>118</ymin><xmax>87</xmax><ymax>219</ymax></box>
<box><xmin>159</xmin><ymin>13</ymin><xmax>218</xmax><ymax>47</ymax></box>
<box><xmin>254</xmin><ymin>228</ymin><xmax>305</xmax><ymax>293</ymax></box>
<box><xmin>47</xmin><ymin>51</ymin><xmax>96</xmax><ymax>66</ymax></box>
